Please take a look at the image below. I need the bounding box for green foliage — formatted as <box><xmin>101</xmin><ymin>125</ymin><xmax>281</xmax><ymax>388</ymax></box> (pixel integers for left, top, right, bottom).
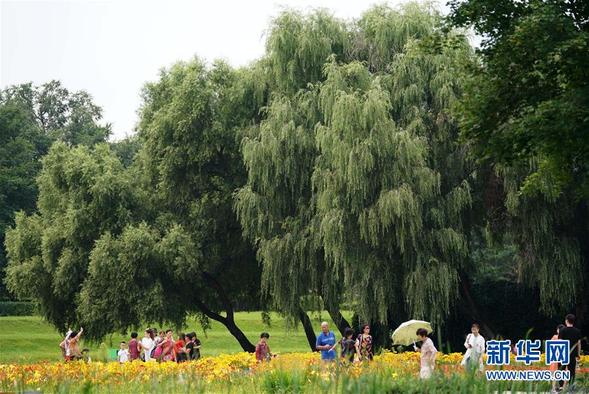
<box><xmin>450</xmin><ymin>0</ymin><xmax>589</xmax><ymax>198</ymax></box>
<box><xmin>137</xmin><ymin>58</ymin><xmax>261</xmax><ymax>313</ymax></box>
<box><xmin>0</xmin><ymin>301</ymin><xmax>37</xmax><ymax>316</ymax></box>
<box><xmin>237</xmin><ymin>3</ymin><xmax>476</xmax><ymax>329</ymax></box>
<box><xmin>109</xmin><ymin>136</ymin><xmax>140</xmax><ymax>167</ymax></box>
<box><xmin>5</xmin><ymin>1</ymin><xmax>585</xmax><ymax>348</ymax></box>
<box><xmin>5</xmin><ymin>143</ymin><xmax>137</xmax><ymax>333</ymax></box>
<box><xmin>0</xmin><ymin>81</ymin><xmax>110</xmax><ymax>298</ymax></box>
<box><xmin>450</xmin><ymin>0</ymin><xmax>589</xmax><ymax>314</ymax></box>
<box><xmin>6</xmin><ymin>60</ymin><xmax>263</xmax><ymax>342</ymax></box>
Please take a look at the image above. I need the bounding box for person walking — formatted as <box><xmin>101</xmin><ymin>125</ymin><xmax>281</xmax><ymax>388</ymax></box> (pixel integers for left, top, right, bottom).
<box><xmin>355</xmin><ymin>324</ymin><xmax>374</xmax><ymax>361</ymax></box>
<box><xmin>255</xmin><ymin>332</ymin><xmax>273</xmax><ymax>362</ymax></box>
<box><xmin>128</xmin><ymin>332</ymin><xmax>141</xmax><ymax>361</ymax></box>
<box><xmin>159</xmin><ymin>329</ymin><xmax>175</xmax><ymax>362</ymax></box>
<box><xmin>558</xmin><ymin>314</ymin><xmax>582</xmax><ymax>391</ymax></box>
<box><xmin>461</xmin><ymin>323</ymin><xmax>485</xmax><ymax>373</ymax></box>
<box><xmin>315</xmin><ymin>322</ymin><xmax>337</xmax><ymax>362</ymax></box>
<box><xmin>174</xmin><ymin>333</ymin><xmax>187</xmax><ymax>363</ymax></box>
<box><xmin>340</xmin><ymin>327</ymin><xmax>356</xmax><ymax>364</ymax></box>
<box><xmin>416</xmin><ymin>328</ymin><xmax>437</xmax><ymax>379</ymax></box>
<box><xmin>59</xmin><ymin>329</ymin><xmax>73</xmax><ymax>361</ymax></box>
<box><xmin>185</xmin><ymin>332</ymin><xmax>201</xmax><ymax>361</ymax></box>
<box><xmin>141</xmin><ymin>329</ymin><xmax>155</xmax><ymax>362</ymax></box>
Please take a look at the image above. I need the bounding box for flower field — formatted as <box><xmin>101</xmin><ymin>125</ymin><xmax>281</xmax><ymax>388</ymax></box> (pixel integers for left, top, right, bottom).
<box><xmin>1</xmin><ymin>352</ymin><xmax>588</xmax><ymax>393</ymax></box>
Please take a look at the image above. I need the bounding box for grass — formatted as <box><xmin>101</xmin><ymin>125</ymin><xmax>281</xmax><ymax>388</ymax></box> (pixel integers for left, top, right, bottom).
<box><xmin>0</xmin><ymin>311</ymin><xmax>348</xmax><ymax>364</ymax></box>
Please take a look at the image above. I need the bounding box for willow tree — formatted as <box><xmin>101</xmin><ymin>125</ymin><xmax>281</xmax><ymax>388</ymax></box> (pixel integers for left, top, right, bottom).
<box><xmin>236</xmin><ymin>3</ymin><xmax>476</xmax><ymax>345</ymax></box>
<box><xmin>4</xmin><ymin>142</ymin><xmax>137</xmax><ymax>331</ymax></box>
<box><xmin>134</xmin><ymin>58</ymin><xmax>262</xmax><ymax>351</ymax></box>
<box><xmin>314</xmin><ymin>37</ymin><xmax>474</xmax><ymax>329</ymax></box>
<box><xmin>236</xmin><ymin>92</ymin><xmax>327</xmax><ymax>349</ymax></box>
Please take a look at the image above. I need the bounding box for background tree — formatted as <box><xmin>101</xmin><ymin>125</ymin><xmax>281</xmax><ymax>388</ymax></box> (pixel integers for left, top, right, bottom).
<box><xmin>5</xmin><ymin>62</ymin><xmax>263</xmax><ymax>350</ymax></box>
<box><xmin>0</xmin><ymin>81</ymin><xmax>110</xmax><ymax>299</ymax></box>
<box><xmin>133</xmin><ymin>59</ymin><xmax>262</xmax><ymax>351</ymax></box>
<box><xmin>450</xmin><ymin>0</ymin><xmax>589</xmax><ymax>326</ymax></box>
<box><xmin>5</xmin><ymin>142</ymin><xmax>137</xmax><ymax>330</ymax></box>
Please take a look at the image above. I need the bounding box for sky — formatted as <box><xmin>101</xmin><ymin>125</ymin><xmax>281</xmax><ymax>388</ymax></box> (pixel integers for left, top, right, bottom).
<box><xmin>1</xmin><ymin>0</ymin><xmax>446</xmax><ymax>140</ymax></box>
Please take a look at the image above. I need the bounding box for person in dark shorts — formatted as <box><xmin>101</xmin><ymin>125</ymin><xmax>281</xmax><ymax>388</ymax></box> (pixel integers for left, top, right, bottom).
<box><xmin>558</xmin><ymin>314</ymin><xmax>582</xmax><ymax>390</ymax></box>
<box><xmin>340</xmin><ymin>327</ymin><xmax>356</xmax><ymax>363</ymax></box>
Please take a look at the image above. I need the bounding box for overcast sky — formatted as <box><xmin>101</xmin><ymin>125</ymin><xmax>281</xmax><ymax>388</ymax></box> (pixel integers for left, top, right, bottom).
<box><xmin>1</xmin><ymin>0</ymin><xmax>445</xmax><ymax>140</ymax></box>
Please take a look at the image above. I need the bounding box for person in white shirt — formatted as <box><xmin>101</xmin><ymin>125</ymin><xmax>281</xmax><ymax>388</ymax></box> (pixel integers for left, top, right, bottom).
<box><xmin>461</xmin><ymin>323</ymin><xmax>485</xmax><ymax>372</ymax></box>
<box><xmin>59</xmin><ymin>329</ymin><xmax>73</xmax><ymax>360</ymax></box>
<box><xmin>117</xmin><ymin>341</ymin><xmax>130</xmax><ymax>363</ymax></box>
<box><xmin>141</xmin><ymin>329</ymin><xmax>156</xmax><ymax>362</ymax></box>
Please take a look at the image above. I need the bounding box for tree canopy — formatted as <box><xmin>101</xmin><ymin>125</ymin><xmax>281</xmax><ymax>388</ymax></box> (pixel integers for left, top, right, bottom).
<box><xmin>3</xmin><ymin>1</ymin><xmax>587</xmax><ymax>350</ymax></box>
<box><xmin>0</xmin><ymin>81</ymin><xmax>110</xmax><ymax>298</ymax></box>
<box><xmin>450</xmin><ymin>0</ymin><xmax>589</xmax><ymax>322</ymax></box>
<box><xmin>236</xmin><ymin>4</ymin><xmax>477</xmax><ymax>345</ymax></box>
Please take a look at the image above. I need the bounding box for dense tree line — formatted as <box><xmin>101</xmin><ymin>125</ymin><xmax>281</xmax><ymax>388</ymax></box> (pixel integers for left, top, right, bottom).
<box><xmin>2</xmin><ymin>1</ymin><xmax>587</xmax><ymax>350</ymax></box>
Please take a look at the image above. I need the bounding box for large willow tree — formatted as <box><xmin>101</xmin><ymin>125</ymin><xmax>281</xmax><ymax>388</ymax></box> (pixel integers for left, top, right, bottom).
<box><xmin>236</xmin><ymin>3</ymin><xmax>476</xmax><ymax>342</ymax></box>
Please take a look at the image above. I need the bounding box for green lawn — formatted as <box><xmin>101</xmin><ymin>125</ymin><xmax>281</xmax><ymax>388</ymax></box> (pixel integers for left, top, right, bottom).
<box><xmin>0</xmin><ymin>312</ymin><xmax>347</xmax><ymax>364</ymax></box>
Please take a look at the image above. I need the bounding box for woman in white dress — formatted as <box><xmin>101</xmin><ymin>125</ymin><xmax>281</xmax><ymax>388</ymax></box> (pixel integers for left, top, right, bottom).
<box><xmin>141</xmin><ymin>329</ymin><xmax>156</xmax><ymax>362</ymax></box>
<box><xmin>461</xmin><ymin>323</ymin><xmax>485</xmax><ymax>372</ymax></box>
<box><xmin>415</xmin><ymin>328</ymin><xmax>437</xmax><ymax>379</ymax></box>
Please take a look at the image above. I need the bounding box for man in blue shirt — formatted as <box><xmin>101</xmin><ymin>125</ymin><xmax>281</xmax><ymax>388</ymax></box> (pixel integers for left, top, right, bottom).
<box><xmin>316</xmin><ymin>321</ymin><xmax>336</xmax><ymax>361</ymax></box>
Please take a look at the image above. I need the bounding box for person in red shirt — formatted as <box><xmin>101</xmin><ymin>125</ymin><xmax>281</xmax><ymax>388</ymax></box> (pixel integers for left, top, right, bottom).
<box><xmin>255</xmin><ymin>332</ymin><xmax>273</xmax><ymax>362</ymax></box>
<box><xmin>174</xmin><ymin>333</ymin><xmax>187</xmax><ymax>363</ymax></box>
<box><xmin>160</xmin><ymin>330</ymin><xmax>175</xmax><ymax>362</ymax></box>
<box><xmin>128</xmin><ymin>332</ymin><xmax>141</xmax><ymax>361</ymax></box>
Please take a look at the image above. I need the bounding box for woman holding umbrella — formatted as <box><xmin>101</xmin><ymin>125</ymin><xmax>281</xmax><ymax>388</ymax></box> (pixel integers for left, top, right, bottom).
<box><xmin>415</xmin><ymin>328</ymin><xmax>437</xmax><ymax>379</ymax></box>
<box><xmin>391</xmin><ymin>320</ymin><xmax>437</xmax><ymax>379</ymax></box>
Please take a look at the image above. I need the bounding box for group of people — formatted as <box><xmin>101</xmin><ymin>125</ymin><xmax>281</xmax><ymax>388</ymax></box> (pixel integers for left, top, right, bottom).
<box><xmin>59</xmin><ymin>313</ymin><xmax>583</xmax><ymax>391</ymax></box>
<box><xmin>253</xmin><ymin>321</ymin><xmax>375</xmax><ymax>364</ymax></box>
<box><xmin>60</xmin><ymin>327</ymin><xmax>202</xmax><ymax>363</ymax></box>
<box><xmin>417</xmin><ymin>314</ymin><xmax>583</xmax><ymax>392</ymax></box>
<box><xmin>117</xmin><ymin>328</ymin><xmax>202</xmax><ymax>363</ymax></box>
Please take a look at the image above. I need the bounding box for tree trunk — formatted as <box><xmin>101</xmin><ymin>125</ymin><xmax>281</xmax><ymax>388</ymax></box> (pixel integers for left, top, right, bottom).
<box><xmin>297</xmin><ymin>307</ymin><xmax>317</xmax><ymax>351</ymax></box>
<box><xmin>458</xmin><ymin>270</ymin><xmax>495</xmax><ymax>338</ymax></box>
<box><xmin>194</xmin><ymin>272</ymin><xmax>256</xmax><ymax>352</ymax></box>
<box><xmin>326</xmin><ymin>305</ymin><xmax>351</xmax><ymax>336</ymax></box>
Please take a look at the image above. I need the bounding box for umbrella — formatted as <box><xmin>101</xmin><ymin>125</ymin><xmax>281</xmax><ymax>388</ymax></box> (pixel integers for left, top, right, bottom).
<box><xmin>391</xmin><ymin>320</ymin><xmax>433</xmax><ymax>346</ymax></box>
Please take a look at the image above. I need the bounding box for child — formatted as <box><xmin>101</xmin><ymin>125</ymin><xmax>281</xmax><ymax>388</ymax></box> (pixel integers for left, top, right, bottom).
<box><xmin>340</xmin><ymin>327</ymin><xmax>356</xmax><ymax>363</ymax></box>
<box><xmin>415</xmin><ymin>328</ymin><xmax>437</xmax><ymax>379</ymax></box>
<box><xmin>117</xmin><ymin>341</ymin><xmax>130</xmax><ymax>363</ymax></box>
<box><xmin>255</xmin><ymin>332</ymin><xmax>273</xmax><ymax>362</ymax></box>
<box><xmin>128</xmin><ymin>332</ymin><xmax>140</xmax><ymax>361</ymax></box>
